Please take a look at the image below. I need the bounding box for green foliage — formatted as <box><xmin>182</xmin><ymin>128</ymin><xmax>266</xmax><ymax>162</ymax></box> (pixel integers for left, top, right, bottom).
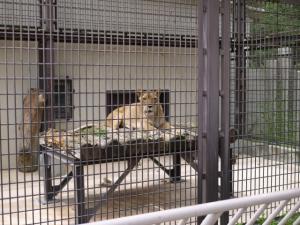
<box><xmin>235</xmin><ymin>212</ymin><xmax>300</xmax><ymax>225</ymax></box>
<box><xmin>248</xmin><ymin>1</ymin><xmax>300</xmax><ymax>68</ymax></box>
<box><xmin>246</xmin><ymin>2</ymin><xmax>299</xmax><ymax>145</ymax></box>
<box><xmin>80</xmin><ymin>126</ymin><xmax>106</xmax><ymax>137</ymax></box>
<box><xmin>250</xmin><ymin>2</ymin><xmax>300</xmax><ymax>34</ymax></box>
<box><xmin>259</xmin><ymin>81</ymin><xmax>297</xmax><ymax>145</ymax></box>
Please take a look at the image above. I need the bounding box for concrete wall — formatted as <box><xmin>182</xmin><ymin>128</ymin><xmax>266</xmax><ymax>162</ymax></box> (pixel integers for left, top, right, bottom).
<box><xmin>0</xmin><ymin>0</ymin><xmax>198</xmax><ymax>170</ymax></box>
<box><xmin>56</xmin><ymin>0</ymin><xmax>197</xmax><ymax>36</ymax></box>
<box><xmin>54</xmin><ymin>43</ymin><xmax>198</xmax><ymax>128</ymax></box>
<box><xmin>0</xmin><ymin>0</ymin><xmax>39</xmax><ymax>27</ymax></box>
<box><xmin>1</xmin><ymin>0</ymin><xmax>249</xmax><ymax>38</ymax></box>
<box><xmin>0</xmin><ymin>40</ymin><xmax>197</xmax><ymax>169</ymax></box>
<box><xmin>0</xmin><ymin>0</ymin><xmax>197</xmax><ymax>36</ymax></box>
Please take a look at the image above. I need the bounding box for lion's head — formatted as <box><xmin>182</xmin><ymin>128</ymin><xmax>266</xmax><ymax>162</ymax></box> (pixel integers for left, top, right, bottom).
<box><xmin>136</xmin><ymin>90</ymin><xmax>161</xmax><ymax>117</ymax></box>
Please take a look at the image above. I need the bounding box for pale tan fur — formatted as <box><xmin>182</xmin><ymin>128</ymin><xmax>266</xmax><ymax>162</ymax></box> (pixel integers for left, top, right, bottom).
<box><xmin>17</xmin><ymin>88</ymin><xmax>45</xmax><ymax>172</ymax></box>
<box><xmin>106</xmin><ymin>90</ymin><xmax>170</xmax><ymax>131</ymax></box>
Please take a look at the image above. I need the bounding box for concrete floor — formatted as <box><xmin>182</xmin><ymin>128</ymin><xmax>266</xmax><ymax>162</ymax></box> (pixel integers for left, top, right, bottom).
<box><xmin>1</xmin><ymin>154</ymin><xmax>300</xmax><ymax>225</ymax></box>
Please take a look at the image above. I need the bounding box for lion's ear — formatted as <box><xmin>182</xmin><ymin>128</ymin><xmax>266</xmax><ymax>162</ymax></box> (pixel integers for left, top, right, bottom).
<box><xmin>154</xmin><ymin>89</ymin><xmax>160</xmax><ymax>97</ymax></box>
<box><xmin>136</xmin><ymin>89</ymin><xmax>143</xmax><ymax>98</ymax></box>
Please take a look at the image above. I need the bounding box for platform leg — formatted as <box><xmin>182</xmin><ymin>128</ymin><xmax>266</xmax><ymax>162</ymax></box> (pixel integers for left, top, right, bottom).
<box><xmin>43</xmin><ymin>153</ymin><xmax>54</xmax><ymax>201</ymax></box>
<box><xmin>74</xmin><ymin>164</ymin><xmax>87</xmax><ymax>224</ymax></box>
<box><xmin>170</xmin><ymin>154</ymin><xmax>181</xmax><ymax>182</ymax></box>
<box><xmin>86</xmin><ymin>158</ymin><xmax>141</xmax><ymax>222</ymax></box>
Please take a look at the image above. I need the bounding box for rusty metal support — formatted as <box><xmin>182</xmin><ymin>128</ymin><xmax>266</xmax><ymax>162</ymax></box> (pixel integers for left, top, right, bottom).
<box><xmin>198</xmin><ymin>0</ymin><xmax>220</xmax><ymax>210</ymax></box>
<box><xmin>220</xmin><ymin>0</ymin><xmax>231</xmax><ymax>224</ymax></box>
<box><xmin>197</xmin><ymin>0</ymin><xmax>204</xmax><ymax>212</ymax></box>
<box><xmin>234</xmin><ymin>0</ymin><xmax>246</xmax><ymax>136</ymax></box>
<box><xmin>39</xmin><ymin>0</ymin><xmax>55</xmax><ymax>130</ymax></box>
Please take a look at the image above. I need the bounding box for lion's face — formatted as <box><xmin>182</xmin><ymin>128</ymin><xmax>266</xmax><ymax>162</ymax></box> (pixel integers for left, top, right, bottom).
<box><xmin>137</xmin><ymin>90</ymin><xmax>160</xmax><ymax>117</ymax></box>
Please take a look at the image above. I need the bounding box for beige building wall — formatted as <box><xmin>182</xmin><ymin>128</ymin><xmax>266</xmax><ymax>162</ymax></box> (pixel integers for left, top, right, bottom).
<box><xmin>0</xmin><ymin>41</ymin><xmax>197</xmax><ymax>169</ymax></box>
<box><xmin>54</xmin><ymin>43</ymin><xmax>198</xmax><ymax>129</ymax></box>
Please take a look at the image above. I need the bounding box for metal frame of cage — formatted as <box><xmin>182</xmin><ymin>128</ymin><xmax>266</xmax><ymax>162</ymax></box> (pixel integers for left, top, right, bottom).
<box><xmin>0</xmin><ymin>0</ymin><xmax>202</xmax><ymax>224</ymax></box>
<box><xmin>0</xmin><ymin>0</ymin><xmax>300</xmax><ymax>224</ymax></box>
<box><xmin>229</xmin><ymin>0</ymin><xmax>300</xmax><ymax>223</ymax></box>
<box><xmin>83</xmin><ymin>188</ymin><xmax>300</xmax><ymax>225</ymax></box>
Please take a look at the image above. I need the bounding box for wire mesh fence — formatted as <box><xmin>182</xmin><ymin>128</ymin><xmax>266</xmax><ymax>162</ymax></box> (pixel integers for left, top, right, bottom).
<box><xmin>1</xmin><ymin>0</ymin><xmax>300</xmax><ymax>225</ymax></box>
<box><xmin>0</xmin><ymin>0</ymin><xmax>199</xmax><ymax>224</ymax></box>
<box><xmin>230</xmin><ymin>0</ymin><xmax>300</xmax><ymax>223</ymax></box>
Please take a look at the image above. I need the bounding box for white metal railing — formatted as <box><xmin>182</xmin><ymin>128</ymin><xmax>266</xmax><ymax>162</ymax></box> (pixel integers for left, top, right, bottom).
<box><xmin>83</xmin><ymin>188</ymin><xmax>300</xmax><ymax>225</ymax></box>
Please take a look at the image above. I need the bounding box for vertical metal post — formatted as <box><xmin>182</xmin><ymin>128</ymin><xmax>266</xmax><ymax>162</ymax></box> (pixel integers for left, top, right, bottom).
<box><xmin>43</xmin><ymin>152</ymin><xmax>53</xmax><ymax>201</ymax></box>
<box><xmin>74</xmin><ymin>164</ymin><xmax>86</xmax><ymax>224</ymax></box>
<box><xmin>234</xmin><ymin>0</ymin><xmax>246</xmax><ymax>136</ymax></box>
<box><xmin>220</xmin><ymin>0</ymin><xmax>231</xmax><ymax>224</ymax></box>
<box><xmin>39</xmin><ymin>0</ymin><xmax>55</xmax><ymax>130</ymax></box>
<box><xmin>171</xmin><ymin>154</ymin><xmax>181</xmax><ymax>182</ymax></box>
<box><xmin>197</xmin><ymin>0</ymin><xmax>204</xmax><ymax>211</ymax></box>
<box><xmin>198</xmin><ymin>0</ymin><xmax>220</xmax><ymax>208</ymax></box>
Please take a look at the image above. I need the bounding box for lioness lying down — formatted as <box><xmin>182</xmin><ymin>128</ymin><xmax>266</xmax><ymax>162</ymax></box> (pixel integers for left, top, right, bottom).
<box><xmin>106</xmin><ymin>90</ymin><xmax>170</xmax><ymax>131</ymax></box>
